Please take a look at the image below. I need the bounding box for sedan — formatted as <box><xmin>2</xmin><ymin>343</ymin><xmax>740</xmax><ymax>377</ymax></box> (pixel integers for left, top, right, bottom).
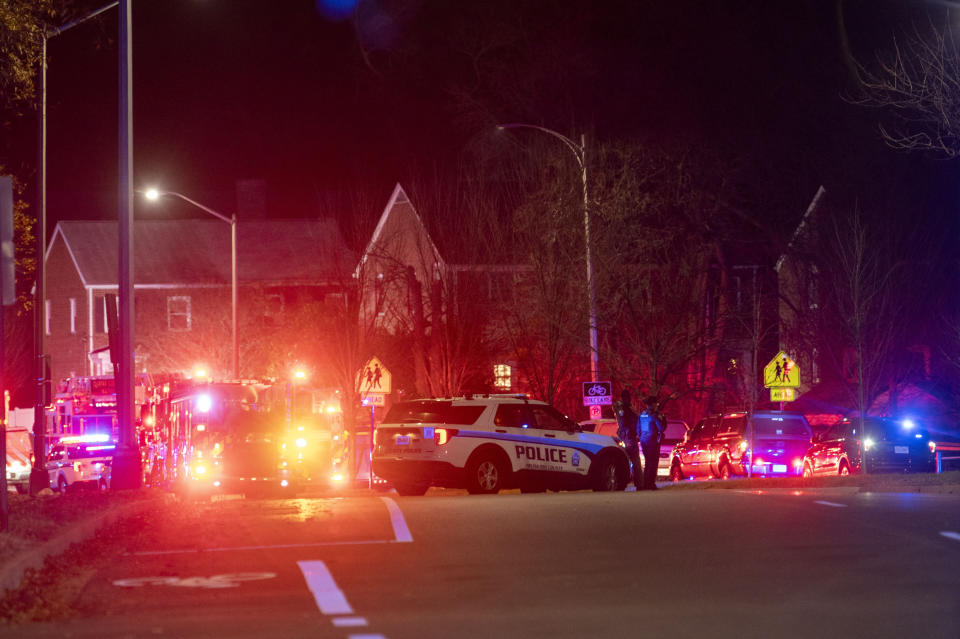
<box><xmin>802</xmin><ymin>417</ymin><xmax>936</xmax><ymax>477</ymax></box>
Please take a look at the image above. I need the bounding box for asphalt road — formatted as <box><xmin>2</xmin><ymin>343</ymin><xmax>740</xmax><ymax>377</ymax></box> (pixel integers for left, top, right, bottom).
<box><xmin>4</xmin><ymin>487</ymin><xmax>959</xmax><ymax>638</ymax></box>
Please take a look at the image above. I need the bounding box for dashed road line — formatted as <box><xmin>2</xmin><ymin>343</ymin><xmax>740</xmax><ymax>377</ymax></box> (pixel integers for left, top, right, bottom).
<box><xmin>813</xmin><ymin>500</ymin><xmax>847</xmax><ymax>508</ymax></box>
<box><xmin>298</xmin><ymin>560</ymin><xmax>390</xmax><ymax>639</ymax></box>
<box><xmin>333</xmin><ymin>617</ymin><xmax>369</xmax><ymax>627</ymax></box>
<box><xmin>380</xmin><ymin>497</ymin><xmax>413</xmax><ymax>543</ymax></box>
<box><xmin>940</xmin><ymin>531</ymin><xmax>960</xmax><ymax>543</ymax></box>
<box><xmin>297</xmin><ymin>560</ymin><xmax>353</xmax><ymax>615</ymax></box>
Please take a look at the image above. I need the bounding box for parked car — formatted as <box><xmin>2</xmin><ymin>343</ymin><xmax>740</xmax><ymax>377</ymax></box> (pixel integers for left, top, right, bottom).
<box><xmin>669</xmin><ymin>411</ymin><xmax>813</xmax><ymax>481</ymax></box>
<box><xmin>802</xmin><ymin>417</ymin><xmax>936</xmax><ymax>477</ymax></box>
<box><xmin>45</xmin><ymin>435</ymin><xmax>115</xmax><ymax>492</ymax></box>
<box><xmin>373</xmin><ymin>395</ymin><xmax>631</xmax><ymax>495</ymax></box>
<box><xmin>580</xmin><ymin>417</ymin><xmax>689</xmax><ymax>479</ymax></box>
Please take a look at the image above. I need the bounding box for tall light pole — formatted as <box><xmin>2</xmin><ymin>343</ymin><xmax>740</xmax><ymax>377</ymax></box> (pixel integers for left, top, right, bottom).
<box><xmin>32</xmin><ymin>2</ymin><xmax>120</xmax><ymax>495</ymax></box>
<box><xmin>497</xmin><ymin>123</ymin><xmax>599</xmax><ymax>383</ymax></box>
<box><xmin>113</xmin><ymin>0</ymin><xmax>139</xmax><ymax>490</ymax></box>
<box><xmin>143</xmin><ymin>189</ymin><xmax>239</xmax><ymax>379</ymax></box>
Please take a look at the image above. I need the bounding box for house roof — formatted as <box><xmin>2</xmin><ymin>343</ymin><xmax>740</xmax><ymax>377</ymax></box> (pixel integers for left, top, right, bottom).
<box><xmin>49</xmin><ymin>219</ymin><xmax>356</xmax><ymax>287</ymax></box>
<box><xmin>355</xmin><ymin>183</ymin><xmax>444</xmax><ymax>277</ymax></box>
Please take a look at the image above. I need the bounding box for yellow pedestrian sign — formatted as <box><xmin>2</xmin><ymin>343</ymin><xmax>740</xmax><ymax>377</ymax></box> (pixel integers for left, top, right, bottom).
<box><xmin>357</xmin><ymin>357</ymin><xmax>392</xmax><ymax>394</ymax></box>
<box><xmin>764</xmin><ymin>351</ymin><xmax>800</xmax><ymax>388</ymax></box>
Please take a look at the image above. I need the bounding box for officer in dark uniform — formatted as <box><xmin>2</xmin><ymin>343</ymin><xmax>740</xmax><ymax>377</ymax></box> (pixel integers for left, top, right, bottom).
<box><xmin>615</xmin><ymin>389</ymin><xmax>642</xmax><ymax>490</ymax></box>
<box><xmin>639</xmin><ymin>396</ymin><xmax>664</xmax><ymax>490</ymax></box>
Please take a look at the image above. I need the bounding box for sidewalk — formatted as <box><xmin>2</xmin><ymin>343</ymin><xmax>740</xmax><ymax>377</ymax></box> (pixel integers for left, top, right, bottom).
<box><xmin>0</xmin><ymin>491</ymin><xmax>164</xmax><ymax>596</ymax></box>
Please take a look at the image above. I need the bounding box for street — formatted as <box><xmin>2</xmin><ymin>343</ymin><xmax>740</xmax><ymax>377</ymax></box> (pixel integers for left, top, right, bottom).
<box><xmin>3</xmin><ymin>487</ymin><xmax>959</xmax><ymax>638</ymax></box>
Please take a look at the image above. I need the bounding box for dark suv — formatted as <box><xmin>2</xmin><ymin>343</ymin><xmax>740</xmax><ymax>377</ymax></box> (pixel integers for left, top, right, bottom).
<box><xmin>802</xmin><ymin>417</ymin><xmax>936</xmax><ymax>476</ymax></box>
<box><xmin>669</xmin><ymin>411</ymin><xmax>813</xmax><ymax>481</ymax></box>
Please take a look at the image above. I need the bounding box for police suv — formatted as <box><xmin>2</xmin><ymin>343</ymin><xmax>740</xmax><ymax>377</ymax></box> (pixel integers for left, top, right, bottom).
<box><xmin>45</xmin><ymin>434</ymin><xmax>115</xmax><ymax>493</ymax></box>
<box><xmin>372</xmin><ymin>395</ymin><xmax>631</xmax><ymax>496</ymax></box>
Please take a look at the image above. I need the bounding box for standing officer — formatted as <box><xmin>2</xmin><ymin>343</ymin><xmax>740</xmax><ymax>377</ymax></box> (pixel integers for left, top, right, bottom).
<box><xmin>639</xmin><ymin>396</ymin><xmax>664</xmax><ymax>490</ymax></box>
<box><xmin>615</xmin><ymin>389</ymin><xmax>642</xmax><ymax>490</ymax></box>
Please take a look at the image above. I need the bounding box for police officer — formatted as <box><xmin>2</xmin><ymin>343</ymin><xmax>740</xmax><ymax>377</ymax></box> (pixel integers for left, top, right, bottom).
<box><xmin>639</xmin><ymin>396</ymin><xmax>664</xmax><ymax>490</ymax></box>
<box><xmin>615</xmin><ymin>389</ymin><xmax>642</xmax><ymax>490</ymax></box>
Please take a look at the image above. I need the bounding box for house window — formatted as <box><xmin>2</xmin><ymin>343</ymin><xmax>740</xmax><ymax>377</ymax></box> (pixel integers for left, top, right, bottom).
<box><xmin>70</xmin><ymin>298</ymin><xmax>77</xmax><ymax>334</ymax></box>
<box><xmin>94</xmin><ymin>295</ymin><xmax>106</xmax><ymax>334</ymax></box>
<box><xmin>494</xmin><ymin>364</ymin><xmax>511</xmax><ymax>390</ymax></box>
<box><xmin>167</xmin><ymin>296</ymin><xmax>191</xmax><ymax>331</ymax></box>
<box><xmin>45</xmin><ymin>300</ymin><xmax>51</xmax><ymax>335</ymax></box>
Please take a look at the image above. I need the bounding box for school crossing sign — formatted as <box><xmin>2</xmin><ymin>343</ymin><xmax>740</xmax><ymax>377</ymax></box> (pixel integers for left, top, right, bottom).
<box><xmin>764</xmin><ymin>351</ymin><xmax>799</xmax><ymax>402</ymax></box>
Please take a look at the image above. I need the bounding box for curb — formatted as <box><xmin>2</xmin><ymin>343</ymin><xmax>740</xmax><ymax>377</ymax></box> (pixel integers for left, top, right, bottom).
<box><xmin>0</xmin><ymin>498</ymin><xmax>154</xmax><ymax>596</ymax></box>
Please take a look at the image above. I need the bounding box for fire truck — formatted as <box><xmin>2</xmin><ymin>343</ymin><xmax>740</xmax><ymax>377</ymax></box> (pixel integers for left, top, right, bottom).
<box><xmin>45</xmin><ymin>374</ymin><xmax>153</xmax><ymax>443</ymax></box>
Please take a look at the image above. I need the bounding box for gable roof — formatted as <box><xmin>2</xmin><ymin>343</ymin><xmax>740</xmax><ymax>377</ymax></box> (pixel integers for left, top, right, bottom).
<box><xmin>355</xmin><ymin>183</ymin><xmax>444</xmax><ymax>276</ymax></box>
<box><xmin>50</xmin><ymin>219</ymin><xmax>355</xmax><ymax>287</ymax></box>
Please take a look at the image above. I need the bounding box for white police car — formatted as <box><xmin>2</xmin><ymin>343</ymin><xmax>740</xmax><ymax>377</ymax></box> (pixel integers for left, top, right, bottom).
<box><xmin>372</xmin><ymin>395</ymin><xmax>631</xmax><ymax>496</ymax></box>
<box><xmin>45</xmin><ymin>434</ymin><xmax>115</xmax><ymax>493</ymax></box>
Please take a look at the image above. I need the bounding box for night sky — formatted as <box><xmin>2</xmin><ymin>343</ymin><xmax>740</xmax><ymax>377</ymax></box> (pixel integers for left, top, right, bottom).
<box><xmin>37</xmin><ymin>0</ymin><xmax>957</xmax><ymax>242</ymax></box>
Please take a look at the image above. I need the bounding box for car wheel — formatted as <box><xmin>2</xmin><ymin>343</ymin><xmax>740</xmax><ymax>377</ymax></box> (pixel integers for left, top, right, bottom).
<box><xmin>466</xmin><ymin>452</ymin><xmax>508</xmax><ymax>494</ymax></box>
<box><xmin>838</xmin><ymin>461</ymin><xmax>850</xmax><ymax>476</ymax></box>
<box><xmin>669</xmin><ymin>462</ymin><xmax>683</xmax><ymax>482</ymax></box>
<box><xmin>591</xmin><ymin>455</ymin><xmax>623</xmax><ymax>492</ymax></box>
<box><xmin>718</xmin><ymin>460</ymin><xmax>731</xmax><ymax>480</ymax></box>
<box><xmin>394</xmin><ymin>482</ymin><xmax>429</xmax><ymax>496</ymax></box>
<box><xmin>57</xmin><ymin>475</ymin><xmax>68</xmax><ymax>494</ymax></box>
<box><xmin>802</xmin><ymin>462</ymin><xmax>813</xmax><ymax>478</ymax></box>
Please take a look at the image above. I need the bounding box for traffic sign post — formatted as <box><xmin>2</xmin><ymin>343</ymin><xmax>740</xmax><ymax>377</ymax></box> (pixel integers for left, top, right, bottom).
<box><xmin>764</xmin><ymin>351</ymin><xmax>800</xmax><ymax>410</ymax></box>
<box><xmin>357</xmin><ymin>358</ymin><xmax>392</xmax><ymax>490</ymax></box>
<box><xmin>582</xmin><ymin>381</ymin><xmax>612</xmax><ymax>406</ymax></box>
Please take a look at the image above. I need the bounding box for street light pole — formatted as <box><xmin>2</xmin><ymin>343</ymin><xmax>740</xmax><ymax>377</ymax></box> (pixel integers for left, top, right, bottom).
<box><xmin>143</xmin><ymin>190</ymin><xmax>239</xmax><ymax>379</ymax></box>
<box><xmin>31</xmin><ymin>1</ymin><xmax>120</xmax><ymax>495</ymax></box>
<box><xmin>497</xmin><ymin>123</ymin><xmax>600</xmax><ymax>383</ymax></box>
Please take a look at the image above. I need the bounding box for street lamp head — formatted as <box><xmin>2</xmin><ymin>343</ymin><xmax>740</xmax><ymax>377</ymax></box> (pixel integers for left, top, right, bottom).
<box><xmin>143</xmin><ymin>187</ymin><xmax>160</xmax><ymax>201</ymax></box>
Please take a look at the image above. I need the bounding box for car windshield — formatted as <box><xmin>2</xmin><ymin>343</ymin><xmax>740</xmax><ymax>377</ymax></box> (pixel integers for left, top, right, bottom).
<box><xmin>662</xmin><ymin>423</ymin><xmax>687</xmax><ymax>442</ymax></box>
<box><xmin>383</xmin><ymin>401</ymin><xmax>485</xmax><ymax>425</ymax></box>
<box><xmin>861</xmin><ymin>419</ymin><xmax>925</xmax><ymax>441</ymax></box>
<box><xmin>753</xmin><ymin>415</ymin><xmax>811</xmax><ymax>437</ymax></box>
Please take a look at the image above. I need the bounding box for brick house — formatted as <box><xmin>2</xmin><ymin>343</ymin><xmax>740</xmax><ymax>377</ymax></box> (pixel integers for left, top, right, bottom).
<box><xmin>356</xmin><ymin>184</ymin><xmax>531</xmax><ymax>399</ymax></box>
<box><xmin>44</xmin><ymin>218</ymin><xmax>354</xmax><ymax>384</ymax></box>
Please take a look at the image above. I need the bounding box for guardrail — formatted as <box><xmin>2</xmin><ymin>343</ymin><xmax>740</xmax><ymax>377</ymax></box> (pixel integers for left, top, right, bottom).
<box><xmin>935</xmin><ymin>442</ymin><xmax>960</xmax><ymax>473</ymax></box>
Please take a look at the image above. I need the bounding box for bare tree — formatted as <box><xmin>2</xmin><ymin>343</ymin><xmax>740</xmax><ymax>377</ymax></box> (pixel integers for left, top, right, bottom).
<box><xmin>592</xmin><ymin>139</ymin><xmax>746</xmax><ymax>420</ymax></box>
<box><xmin>852</xmin><ymin>13</ymin><xmax>960</xmax><ymax>157</ymax></box>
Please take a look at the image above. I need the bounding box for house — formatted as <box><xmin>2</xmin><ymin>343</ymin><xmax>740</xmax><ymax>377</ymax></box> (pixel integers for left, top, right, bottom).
<box><xmin>43</xmin><ymin>218</ymin><xmax>354</xmax><ymax>384</ymax></box>
<box><xmin>356</xmin><ymin>184</ymin><xmax>531</xmax><ymax>400</ymax></box>
<box><xmin>775</xmin><ymin>186</ymin><xmax>954</xmax><ymax>433</ymax></box>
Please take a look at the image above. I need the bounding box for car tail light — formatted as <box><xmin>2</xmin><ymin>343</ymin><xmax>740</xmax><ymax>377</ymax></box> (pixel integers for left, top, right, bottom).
<box><xmin>434</xmin><ymin>428</ymin><xmax>458</xmax><ymax>446</ymax></box>
<box><xmin>74</xmin><ymin>461</ymin><xmax>82</xmax><ymax>473</ymax></box>
<box><xmin>928</xmin><ymin>441</ymin><xmax>936</xmax><ymax>453</ymax></box>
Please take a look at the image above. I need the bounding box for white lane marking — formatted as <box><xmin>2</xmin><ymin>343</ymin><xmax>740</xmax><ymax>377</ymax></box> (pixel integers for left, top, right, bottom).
<box><xmin>380</xmin><ymin>496</ymin><xmax>413</xmax><ymax>543</ymax></box>
<box><xmin>297</xmin><ymin>560</ymin><xmax>353</xmax><ymax>615</ymax></box>
<box><xmin>347</xmin><ymin>635</ymin><xmax>386</xmax><ymax>639</ymax></box>
<box><xmin>113</xmin><ymin>573</ymin><xmax>276</xmax><ymax>589</ymax></box>
<box><xmin>814</xmin><ymin>500</ymin><xmax>847</xmax><ymax>508</ymax></box>
<box><xmin>941</xmin><ymin>531</ymin><xmax>960</xmax><ymax>543</ymax></box>
<box><xmin>333</xmin><ymin>617</ymin><xmax>369</xmax><ymax>627</ymax></box>
<box><xmin>131</xmin><ymin>539</ymin><xmax>391</xmax><ymax>556</ymax></box>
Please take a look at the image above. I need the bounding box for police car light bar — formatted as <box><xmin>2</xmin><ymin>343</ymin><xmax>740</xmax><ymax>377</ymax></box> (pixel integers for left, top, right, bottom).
<box><xmin>60</xmin><ymin>434</ymin><xmax>111</xmax><ymax>444</ymax></box>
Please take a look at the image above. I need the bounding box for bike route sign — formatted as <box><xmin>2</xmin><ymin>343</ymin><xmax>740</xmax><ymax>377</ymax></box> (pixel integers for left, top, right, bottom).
<box><xmin>582</xmin><ymin>381</ymin><xmax>613</xmax><ymax>406</ymax></box>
